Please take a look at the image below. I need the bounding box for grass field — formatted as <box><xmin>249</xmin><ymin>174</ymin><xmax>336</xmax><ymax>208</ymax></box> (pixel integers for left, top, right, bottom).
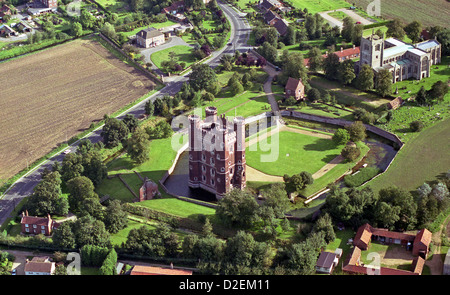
<box><xmin>0</xmin><ymin>37</ymin><xmax>156</xmax><ymax>183</ymax></box>
<box><xmin>365</xmin><ymin>117</ymin><xmax>450</xmax><ymax>195</ymax></box>
<box><xmin>150</xmin><ymin>45</ymin><xmax>196</xmax><ymax>71</ymax></box>
<box><xmin>347</xmin><ymin>0</ymin><xmax>450</xmax><ymax>27</ymax></box>
<box><xmin>245</xmin><ymin>131</ymin><xmax>343</xmax><ymax>176</ymax></box>
<box><xmin>288</xmin><ymin>0</ymin><xmax>350</xmax><ymax>14</ymax></box>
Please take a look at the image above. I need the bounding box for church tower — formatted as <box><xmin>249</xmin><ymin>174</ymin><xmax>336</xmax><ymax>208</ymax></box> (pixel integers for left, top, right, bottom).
<box><xmin>360</xmin><ymin>31</ymin><xmax>384</xmax><ymax>68</ymax></box>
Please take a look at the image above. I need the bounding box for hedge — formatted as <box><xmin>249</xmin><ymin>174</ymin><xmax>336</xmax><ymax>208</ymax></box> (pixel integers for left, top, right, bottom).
<box><xmin>344</xmin><ymin>167</ymin><xmax>381</xmax><ymax>187</ymax></box>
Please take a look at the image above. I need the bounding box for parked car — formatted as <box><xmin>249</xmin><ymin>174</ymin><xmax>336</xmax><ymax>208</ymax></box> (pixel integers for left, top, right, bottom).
<box><xmin>63</xmin><ymin>149</ymin><xmax>71</xmax><ymax>155</ymax></box>
<box><xmin>11</xmin><ymin>269</ymin><xmax>16</xmax><ymax>275</ymax></box>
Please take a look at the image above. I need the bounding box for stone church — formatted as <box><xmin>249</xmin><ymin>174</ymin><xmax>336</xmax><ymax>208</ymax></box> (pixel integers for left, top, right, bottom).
<box><xmin>359</xmin><ymin>33</ymin><xmax>441</xmax><ymax>83</ymax></box>
<box><xmin>188</xmin><ymin>107</ymin><xmax>246</xmax><ymax>199</ymax></box>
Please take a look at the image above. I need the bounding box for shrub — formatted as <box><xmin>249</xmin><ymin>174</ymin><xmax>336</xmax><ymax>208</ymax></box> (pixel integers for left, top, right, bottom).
<box><xmin>410</xmin><ymin>120</ymin><xmax>424</xmax><ymax>132</ymax></box>
<box><xmin>341</xmin><ymin>145</ymin><xmax>361</xmax><ymax>162</ymax></box>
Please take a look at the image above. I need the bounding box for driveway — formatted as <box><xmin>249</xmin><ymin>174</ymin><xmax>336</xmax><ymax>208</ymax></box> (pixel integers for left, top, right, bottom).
<box><xmin>319</xmin><ymin>8</ymin><xmax>376</xmax><ymax>29</ymax></box>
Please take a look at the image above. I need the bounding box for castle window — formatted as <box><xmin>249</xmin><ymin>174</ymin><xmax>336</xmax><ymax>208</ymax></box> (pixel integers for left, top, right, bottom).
<box><xmin>201</xmin><ymin>154</ymin><xmax>206</xmax><ymax>161</ymax></box>
<box><xmin>211</xmin><ymin>179</ymin><xmax>215</xmax><ymax>186</ymax></box>
<box><xmin>210</xmin><ymin>157</ymin><xmax>214</xmax><ymax>165</ymax></box>
<box><xmin>237</xmin><ymin>160</ymin><xmax>241</xmax><ymax>164</ymax></box>
<box><xmin>216</xmin><ymin>154</ymin><xmax>220</xmax><ymax>160</ymax></box>
<box><xmin>189</xmin><ymin>165</ymin><xmax>192</xmax><ymax>170</ymax></box>
<box><xmin>194</xmin><ymin>177</ymin><xmax>198</xmax><ymax>181</ymax></box>
<box><xmin>211</xmin><ymin>169</ymin><xmax>215</xmax><ymax>176</ymax></box>
<box><xmin>202</xmin><ymin>165</ymin><xmax>206</xmax><ymax>172</ymax></box>
<box><xmin>202</xmin><ymin>175</ymin><xmax>206</xmax><ymax>182</ymax></box>
<box><xmin>221</xmin><ymin>167</ymin><xmax>225</xmax><ymax>172</ymax></box>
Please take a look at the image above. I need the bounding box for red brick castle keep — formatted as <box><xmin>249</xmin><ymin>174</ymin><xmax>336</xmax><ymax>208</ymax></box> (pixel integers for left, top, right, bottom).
<box><xmin>188</xmin><ymin>107</ymin><xmax>246</xmax><ymax>199</ymax></box>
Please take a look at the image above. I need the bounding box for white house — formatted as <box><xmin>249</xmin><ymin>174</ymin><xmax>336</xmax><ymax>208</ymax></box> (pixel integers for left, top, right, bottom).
<box><xmin>24</xmin><ymin>257</ymin><xmax>55</xmax><ymax>275</ymax></box>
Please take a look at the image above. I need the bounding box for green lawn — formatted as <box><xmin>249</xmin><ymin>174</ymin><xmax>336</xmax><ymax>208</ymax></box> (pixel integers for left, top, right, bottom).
<box><xmin>110</xmin><ymin>219</ymin><xmax>156</xmax><ymax>246</ymax></box>
<box><xmin>288</xmin><ymin>0</ymin><xmax>350</xmax><ymax>14</ymax></box>
<box><xmin>246</xmin><ymin>130</ymin><xmax>344</xmax><ymax>177</ymax></box>
<box><xmin>150</xmin><ymin>45</ymin><xmax>196</xmax><ymax>71</ymax></box>
<box><xmin>365</xmin><ymin>117</ymin><xmax>450</xmax><ymax>195</ymax></box>
<box><xmin>137</xmin><ymin>198</ymin><xmax>216</xmax><ymax>218</ymax></box>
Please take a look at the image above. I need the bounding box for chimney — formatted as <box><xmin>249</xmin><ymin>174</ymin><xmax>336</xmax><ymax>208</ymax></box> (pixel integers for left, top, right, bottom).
<box><xmin>340</xmin><ymin>47</ymin><xmax>343</xmax><ymax>52</ymax></box>
<box><xmin>25</xmin><ymin>210</ymin><xmax>29</xmax><ymax>216</ymax></box>
<box><xmin>353</xmin><ymin>44</ymin><xmax>355</xmax><ymax>49</ymax></box>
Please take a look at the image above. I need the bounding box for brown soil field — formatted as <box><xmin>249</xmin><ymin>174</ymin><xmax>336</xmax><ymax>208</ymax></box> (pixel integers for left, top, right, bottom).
<box><xmin>0</xmin><ymin>38</ymin><xmax>156</xmax><ymax>183</ymax></box>
<box><xmin>348</xmin><ymin>0</ymin><xmax>450</xmax><ymax>27</ymax></box>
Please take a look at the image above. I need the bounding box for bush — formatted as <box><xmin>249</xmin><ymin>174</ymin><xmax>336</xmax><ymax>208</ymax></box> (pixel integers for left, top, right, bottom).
<box><xmin>344</xmin><ymin>167</ymin><xmax>380</xmax><ymax>187</ymax></box>
<box><xmin>341</xmin><ymin>145</ymin><xmax>361</xmax><ymax>162</ymax></box>
<box><xmin>410</xmin><ymin>120</ymin><xmax>424</xmax><ymax>132</ymax></box>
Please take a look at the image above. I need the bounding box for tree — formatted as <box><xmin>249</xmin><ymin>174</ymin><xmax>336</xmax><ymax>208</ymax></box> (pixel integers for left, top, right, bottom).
<box><xmin>216</xmin><ymin>189</ymin><xmax>259</xmax><ymax>229</ymax></box>
<box><xmin>323</xmin><ymin>52</ymin><xmax>340</xmax><ymax>80</ymax></box>
<box><xmin>378</xmin><ymin>186</ymin><xmax>417</xmax><ymax>230</ymax></box>
<box><xmin>103</xmin><ymin>200</ymin><xmax>128</xmax><ymax>233</ymax></box>
<box><xmin>346</xmin><ymin>121</ymin><xmax>366</xmax><ymax>142</ymax></box>
<box><xmin>304</xmin><ymin>14</ymin><xmax>316</xmax><ymax>39</ymax></box>
<box><xmin>230</xmin><ymin>80</ymin><xmax>244</xmax><ymax>96</ymax></box>
<box><xmin>375</xmin><ymin>68</ymin><xmax>393</xmax><ymax>97</ymax></box>
<box><xmin>283</xmin><ymin>52</ymin><xmax>308</xmax><ymax>82</ymax></box>
<box><xmin>428</xmin><ymin>80</ymin><xmax>449</xmax><ymax>103</ymax></box>
<box><xmin>72</xmin><ymin>216</ymin><xmax>111</xmax><ymax>248</ymax></box>
<box><xmin>283</xmin><ymin>172</ymin><xmax>314</xmax><ymax>194</ymax></box>
<box><xmin>146</xmin><ymin>120</ymin><xmax>173</xmax><ymax>139</ymax></box>
<box><xmin>415</xmin><ymin>86</ymin><xmax>428</xmax><ymax>106</ymax></box>
<box><xmin>101</xmin><ymin>117</ymin><xmax>129</xmax><ymax>148</ymax></box>
<box><xmin>122</xmin><ymin>114</ymin><xmax>139</xmax><ymax>133</ymax></box>
<box><xmin>101</xmin><ymin>22</ymin><xmax>117</xmax><ymax>40</ymax></box>
<box><xmin>70</xmin><ymin>22</ymin><xmax>83</xmax><ymax>38</ymax></box>
<box><xmin>340</xmin><ymin>145</ymin><xmax>361</xmax><ymax>162</ymax></box>
<box><xmin>313</xmin><ymin>213</ymin><xmax>336</xmax><ymax>243</ymax></box>
<box><xmin>307</xmin><ymin>87</ymin><xmax>321</xmax><ymax>102</ymax></box>
<box><xmin>436</xmin><ymin>28</ymin><xmax>450</xmax><ymax>56</ymax></box>
<box><xmin>352</xmin><ymin>24</ymin><xmax>364</xmax><ymax>46</ymax></box>
<box><xmin>337</xmin><ymin>59</ymin><xmax>356</xmax><ymax>85</ymax></box>
<box><xmin>284</xmin><ymin>25</ymin><xmax>296</xmax><ymax>45</ymax></box>
<box><xmin>144</xmin><ymin>99</ymin><xmax>154</xmax><ymax>116</ymax></box>
<box><xmin>386</xmin><ymin>18</ymin><xmax>405</xmax><ymax>39</ymax></box>
<box><xmin>189</xmin><ymin>64</ymin><xmax>217</xmax><ymax>91</ymax></box>
<box><xmin>308</xmin><ymin>47</ymin><xmax>323</xmax><ymax>72</ymax></box>
<box><xmin>259</xmin><ymin>41</ymin><xmax>278</xmax><ymax>63</ymax></box>
<box><xmin>332</xmin><ymin>129</ymin><xmax>350</xmax><ymax>145</ymax></box>
<box><xmin>341</xmin><ymin>17</ymin><xmax>354</xmax><ymax>42</ymax></box>
<box><xmin>80</xmin><ymin>9</ymin><xmax>95</xmax><ymax>30</ymax></box>
<box><xmin>355</xmin><ymin>64</ymin><xmax>374</xmax><ymax>91</ymax></box>
<box><xmin>66</xmin><ymin>176</ymin><xmax>98</xmax><ymax>214</ymax></box>
<box><xmin>260</xmin><ymin>183</ymin><xmax>290</xmax><ymax>218</ymax></box>
<box><xmin>52</xmin><ymin>221</ymin><xmax>76</xmax><ymax>249</ymax></box>
<box><xmin>127</xmin><ymin>128</ymin><xmax>150</xmax><ymax>164</ymax></box>
<box><xmin>404</xmin><ymin>21</ymin><xmax>422</xmax><ymax>43</ymax></box>
<box><xmin>26</xmin><ymin>171</ymin><xmax>66</xmax><ymax>216</ymax></box>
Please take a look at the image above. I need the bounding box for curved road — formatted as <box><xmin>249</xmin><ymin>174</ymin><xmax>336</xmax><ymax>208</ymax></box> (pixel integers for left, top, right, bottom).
<box><xmin>0</xmin><ymin>1</ymin><xmax>251</xmax><ymax>227</ymax></box>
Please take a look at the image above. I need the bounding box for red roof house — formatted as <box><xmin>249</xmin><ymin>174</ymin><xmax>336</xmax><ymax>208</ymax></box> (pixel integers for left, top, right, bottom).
<box><xmin>20</xmin><ymin>211</ymin><xmax>59</xmax><ymax>236</ymax></box>
<box><xmin>139</xmin><ymin>178</ymin><xmax>160</xmax><ymax>202</ymax></box>
<box><xmin>285</xmin><ymin>77</ymin><xmax>305</xmax><ymax>100</ymax></box>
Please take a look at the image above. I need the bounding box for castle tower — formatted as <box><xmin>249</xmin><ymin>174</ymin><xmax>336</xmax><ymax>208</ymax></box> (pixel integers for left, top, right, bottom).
<box><xmin>188</xmin><ymin>107</ymin><xmax>246</xmax><ymax>199</ymax></box>
<box><xmin>360</xmin><ymin>32</ymin><xmax>384</xmax><ymax>68</ymax></box>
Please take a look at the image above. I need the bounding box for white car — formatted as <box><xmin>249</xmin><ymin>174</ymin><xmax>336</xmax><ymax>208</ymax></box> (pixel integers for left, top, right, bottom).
<box><xmin>63</xmin><ymin>149</ymin><xmax>71</xmax><ymax>155</ymax></box>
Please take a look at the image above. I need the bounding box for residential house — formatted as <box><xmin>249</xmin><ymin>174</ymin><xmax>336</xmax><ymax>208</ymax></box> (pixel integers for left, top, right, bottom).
<box><xmin>263</xmin><ymin>10</ymin><xmax>279</xmax><ymax>26</ymax></box>
<box><xmin>303</xmin><ymin>46</ymin><xmax>360</xmax><ymax>68</ymax></box>
<box><xmin>285</xmin><ymin>77</ymin><xmax>305</xmax><ymax>100</ymax></box>
<box><xmin>139</xmin><ymin>178</ymin><xmax>160</xmax><ymax>202</ymax></box>
<box><xmin>259</xmin><ymin>0</ymin><xmax>283</xmax><ymax>11</ymax></box>
<box><xmin>272</xmin><ymin>18</ymin><xmax>288</xmax><ymax>36</ymax></box>
<box><xmin>20</xmin><ymin>211</ymin><xmax>59</xmax><ymax>236</ymax></box>
<box><xmin>130</xmin><ymin>265</ymin><xmax>193</xmax><ymax>275</ymax></box>
<box><xmin>27</xmin><ymin>0</ymin><xmax>57</xmax><ymax>15</ymax></box>
<box><xmin>0</xmin><ymin>24</ymin><xmax>17</xmax><ymax>37</ymax></box>
<box><xmin>15</xmin><ymin>21</ymin><xmax>32</xmax><ymax>33</ymax></box>
<box><xmin>315</xmin><ymin>251</ymin><xmax>339</xmax><ymax>274</ymax></box>
<box><xmin>343</xmin><ymin>223</ymin><xmax>432</xmax><ymax>275</ymax></box>
<box><xmin>162</xmin><ymin>1</ymin><xmax>186</xmax><ymax>22</ymax></box>
<box><xmin>136</xmin><ymin>27</ymin><xmax>165</xmax><ymax>48</ymax></box>
<box><xmin>0</xmin><ymin>4</ymin><xmax>12</xmax><ymax>18</ymax></box>
<box><xmin>24</xmin><ymin>257</ymin><xmax>55</xmax><ymax>275</ymax></box>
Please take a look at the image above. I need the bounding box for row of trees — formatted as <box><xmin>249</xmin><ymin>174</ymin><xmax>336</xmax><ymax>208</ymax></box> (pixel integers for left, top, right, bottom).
<box><xmin>323</xmin><ymin>176</ymin><xmax>450</xmax><ymax>231</ymax></box>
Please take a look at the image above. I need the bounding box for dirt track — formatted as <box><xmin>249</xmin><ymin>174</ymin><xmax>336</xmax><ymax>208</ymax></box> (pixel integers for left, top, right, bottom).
<box><xmin>0</xmin><ymin>38</ymin><xmax>156</xmax><ymax>182</ymax></box>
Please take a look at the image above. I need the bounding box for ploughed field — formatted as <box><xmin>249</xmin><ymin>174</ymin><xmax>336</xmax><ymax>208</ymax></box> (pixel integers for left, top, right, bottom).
<box><xmin>0</xmin><ymin>38</ymin><xmax>156</xmax><ymax>182</ymax></box>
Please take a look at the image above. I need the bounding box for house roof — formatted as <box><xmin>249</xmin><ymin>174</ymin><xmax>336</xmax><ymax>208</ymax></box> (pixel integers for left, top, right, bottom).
<box><xmin>21</xmin><ymin>216</ymin><xmax>51</xmax><ymax>226</ymax></box>
<box><xmin>414</xmin><ymin>228</ymin><xmax>432</xmax><ymax>247</ymax></box>
<box><xmin>371</xmin><ymin>228</ymin><xmax>414</xmax><ymax>241</ymax></box>
<box><xmin>273</xmin><ymin>18</ymin><xmax>288</xmax><ymax>35</ymax></box>
<box><xmin>354</xmin><ymin>223</ymin><xmax>373</xmax><ymax>247</ymax></box>
<box><xmin>24</xmin><ymin>259</ymin><xmax>55</xmax><ymax>274</ymax></box>
<box><xmin>137</xmin><ymin>27</ymin><xmax>164</xmax><ymax>39</ymax></box>
<box><xmin>130</xmin><ymin>265</ymin><xmax>193</xmax><ymax>275</ymax></box>
<box><xmin>264</xmin><ymin>10</ymin><xmax>279</xmax><ymax>24</ymax></box>
<box><xmin>285</xmin><ymin>77</ymin><xmax>303</xmax><ymax>91</ymax></box>
<box><xmin>411</xmin><ymin>256</ymin><xmax>425</xmax><ymax>274</ymax></box>
<box><xmin>334</xmin><ymin>46</ymin><xmax>360</xmax><ymax>58</ymax></box>
<box><xmin>416</xmin><ymin>39</ymin><xmax>440</xmax><ymax>51</ymax></box>
<box><xmin>316</xmin><ymin>251</ymin><xmax>336</xmax><ymax>268</ymax></box>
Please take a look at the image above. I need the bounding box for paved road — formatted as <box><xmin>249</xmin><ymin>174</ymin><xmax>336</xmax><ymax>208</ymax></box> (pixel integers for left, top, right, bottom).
<box><xmin>0</xmin><ymin>1</ymin><xmax>251</xmax><ymax>227</ymax></box>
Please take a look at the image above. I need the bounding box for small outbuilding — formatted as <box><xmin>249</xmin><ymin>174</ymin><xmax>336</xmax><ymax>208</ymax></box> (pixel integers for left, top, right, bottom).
<box><xmin>315</xmin><ymin>251</ymin><xmax>338</xmax><ymax>274</ymax></box>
